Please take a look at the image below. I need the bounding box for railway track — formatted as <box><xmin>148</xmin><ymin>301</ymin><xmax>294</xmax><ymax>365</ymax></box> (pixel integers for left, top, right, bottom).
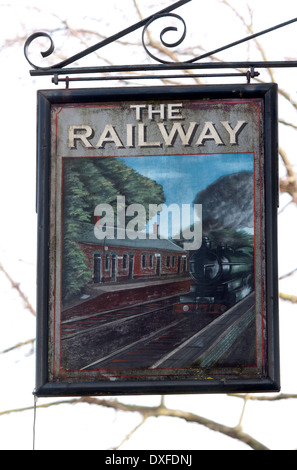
<box><xmin>61</xmin><ymin>296</ymin><xmax>181</xmax><ymax>339</ymax></box>
<box><xmin>80</xmin><ymin>316</ymin><xmax>204</xmax><ymax>371</ymax></box>
<box><xmin>61</xmin><ymin>296</ymin><xmax>187</xmax><ymax>370</ymax></box>
<box><xmin>60</xmin><ymin>293</ymin><xmax>255</xmax><ymax>372</ymax></box>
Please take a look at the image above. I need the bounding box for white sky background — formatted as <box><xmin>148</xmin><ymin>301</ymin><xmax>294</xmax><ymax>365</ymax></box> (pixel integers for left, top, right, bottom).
<box><xmin>0</xmin><ymin>0</ymin><xmax>297</xmax><ymax>450</ymax></box>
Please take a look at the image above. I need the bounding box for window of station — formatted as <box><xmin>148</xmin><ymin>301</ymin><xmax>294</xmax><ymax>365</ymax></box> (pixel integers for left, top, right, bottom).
<box><xmin>149</xmin><ymin>254</ymin><xmax>154</xmax><ymax>268</ymax></box>
<box><xmin>123</xmin><ymin>253</ymin><xmax>128</xmax><ymax>269</ymax></box>
<box><xmin>105</xmin><ymin>254</ymin><xmax>110</xmax><ymax>270</ymax></box>
<box><xmin>141</xmin><ymin>253</ymin><xmax>147</xmax><ymax>268</ymax></box>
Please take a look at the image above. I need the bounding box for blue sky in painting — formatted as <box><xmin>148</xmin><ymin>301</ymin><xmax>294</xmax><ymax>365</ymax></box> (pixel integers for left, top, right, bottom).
<box><xmin>119</xmin><ymin>153</ymin><xmax>254</xmax><ymax>206</ymax></box>
<box><xmin>118</xmin><ymin>153</ymin><xmax>254</xmax><ymax>237</ymax></box>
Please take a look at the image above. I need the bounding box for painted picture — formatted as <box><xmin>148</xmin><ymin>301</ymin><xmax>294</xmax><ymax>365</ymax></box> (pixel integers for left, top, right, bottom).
<box><xmin>36</xmin><ymin>85</ymin><xmax>279</xmax><ymax>396</ymax></box>
<box><xmin>60</xmin><ymin>153</ymin><xmax>255</xmax><ymax>374</ymax></box>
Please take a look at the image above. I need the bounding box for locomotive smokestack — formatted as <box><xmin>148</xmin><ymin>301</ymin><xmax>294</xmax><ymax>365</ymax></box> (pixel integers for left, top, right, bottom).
<box><xmin>217</xmin><ymin>242</ymin><xmax>226</xmax><ymax>255</ymax></box>
<box><xmin>202</xmin><ymin>236</ymin><xmax>211</xmax><ymax>249</ymax></box>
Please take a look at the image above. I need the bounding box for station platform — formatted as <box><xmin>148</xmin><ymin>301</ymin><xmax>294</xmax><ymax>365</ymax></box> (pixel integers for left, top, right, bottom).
<box><xmin>152</xmin><ymin>292</ymin><xmax>256</xmax><ymax>370</ymax></box>
<box><xmin>62</xmin><ymin>276</ymin><xmax>192</xmax><ymax>322</ymax></box>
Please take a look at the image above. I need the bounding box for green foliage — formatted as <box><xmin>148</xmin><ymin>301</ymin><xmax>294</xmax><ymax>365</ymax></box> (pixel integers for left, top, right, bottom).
<box><xmin>62</xmin><ymin>163</ymin><xmax>92</xmax><ymax>299</ymax></box>
<box><xmin>62</xmin><ymin>158</ymin><xmax>165</xmax><ymax>300</ymax></box>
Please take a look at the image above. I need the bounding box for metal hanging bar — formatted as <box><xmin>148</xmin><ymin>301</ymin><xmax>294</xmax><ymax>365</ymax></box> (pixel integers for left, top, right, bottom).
<box><xmin>187</xmin><ymin>16</ymin><xmax>297</xmax><ymax>64</ymax></box>
<box><xmin>56</xmin><ymin>71</ymin><xmax>257</xmax><ymax>88</ymax></box>
<box><xmin>24</xmin><ymin>0</ymin><xmax>191</xmax><ymax>71</ymax></box>
<box><xmin>24</xmin><ymin>0</ymin><xmax>297</xmax><ymax>84</ymax></box>
<box><xmin>31</xmin><ymin>61</ymin><xmax>297</xmax><ymax>77</ymax></box>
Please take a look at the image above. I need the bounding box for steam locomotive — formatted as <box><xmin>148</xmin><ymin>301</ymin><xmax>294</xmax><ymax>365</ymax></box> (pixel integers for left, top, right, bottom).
<box><xmin>174</xmin><ymin>236</ymin><xmax>254</xmax><ymax>315</ymax></box>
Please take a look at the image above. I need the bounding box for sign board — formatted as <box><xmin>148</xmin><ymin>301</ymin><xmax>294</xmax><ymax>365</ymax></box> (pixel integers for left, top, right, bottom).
<box><xmin>35</xmin><ymin>84</ymin><xmax>280</xmax><ymax>396</ymax></box>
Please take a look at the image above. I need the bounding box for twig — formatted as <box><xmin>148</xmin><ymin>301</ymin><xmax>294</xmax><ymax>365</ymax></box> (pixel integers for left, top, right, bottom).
<box><xmin>279</xmin><ymin>292</ymin><xmax>297</xmax><ymax>304</ymax></box>
<box><xmin>279</xmin><ymin>147</ymin><xmax>297</xmax><ymax>204</ymax></box>
<box><xmin>0</xmin><ymin>262</ymin><xmax>36</xmax><ymax>316</ymax></box>
<box><xmin>0</xmin><ymin>397</ymin><xmax>269</xmax><ymax>450</ymax></box>
<box><xmin>236</xmin><ymin>394</ymin><xmax>250</xmax><ymax>430</ymax></box>
<box><xmin>112</xmin><ymin>416</ymin><xmax>148</xmax><ymax>450</ymax></box>
<box><xmin>230</xmin><ymin>393</ymin><xmax>297</xmax><ymax>401</ymax></box>
<box><xmin>279</xmin><ymin>268</ymin><xmax>297</xmax><ymax>280</ymax></box>
<box><xmin>0</xmin><ymin>338</ymin><xmax>35</xmax><ymax>355</ymax></box>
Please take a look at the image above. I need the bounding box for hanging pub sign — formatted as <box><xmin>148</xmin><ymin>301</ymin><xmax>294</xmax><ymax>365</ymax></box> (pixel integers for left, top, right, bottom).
<box><xmin>35</xmin><ymin>84</ymin><xmax>280</xmax><ymax>397</ymax></box>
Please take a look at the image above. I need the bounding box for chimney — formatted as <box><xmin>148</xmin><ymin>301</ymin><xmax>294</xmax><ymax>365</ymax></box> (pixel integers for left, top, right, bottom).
<box><xmin>153</xmin><ymin>222</ymin><xmax>159</xmax><ymax>237</ymax></box>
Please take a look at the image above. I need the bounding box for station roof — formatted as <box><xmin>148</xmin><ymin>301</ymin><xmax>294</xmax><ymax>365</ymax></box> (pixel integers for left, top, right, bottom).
<box><xmin>77</xmin><ymin>223</ymin><xmax>186</xmax><ymax>253</ymax></box>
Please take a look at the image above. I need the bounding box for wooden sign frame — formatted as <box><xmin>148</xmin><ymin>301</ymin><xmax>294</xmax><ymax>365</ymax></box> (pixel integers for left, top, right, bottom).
<box><xmin>35</xmin><ymin>84</ymin><xmax>280</xmax><ymax>396</ymax></box>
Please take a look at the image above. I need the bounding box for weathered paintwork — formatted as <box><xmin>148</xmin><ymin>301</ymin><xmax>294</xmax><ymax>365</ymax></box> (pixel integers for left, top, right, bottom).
<box><xmin>35</xmin><ymin>85</ymin><xmax>279</xmax><ymax>397</ymax></box>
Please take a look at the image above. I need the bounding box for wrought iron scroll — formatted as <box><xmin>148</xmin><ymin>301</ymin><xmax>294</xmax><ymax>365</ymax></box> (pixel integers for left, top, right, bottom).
<box><xmin>24</xmin><ymin>0</ymin><xmax>297</xmax><ymax>84</ymax></box>
<box><xmin>24</xmin><ymin>0</ymin><xmax>191</xmax><ymax>71</ymax></box>
<box><xmin>141</xmin><ymin>12</ymin><xmax>187</xmax><ymax>65</ymax></box>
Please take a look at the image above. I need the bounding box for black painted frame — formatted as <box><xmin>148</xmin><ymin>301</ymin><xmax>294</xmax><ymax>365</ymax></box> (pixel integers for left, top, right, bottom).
<box><xmin>35</xmin><ymin>84</ymin><xmax>280</xmax><ymax>397</ymax></box>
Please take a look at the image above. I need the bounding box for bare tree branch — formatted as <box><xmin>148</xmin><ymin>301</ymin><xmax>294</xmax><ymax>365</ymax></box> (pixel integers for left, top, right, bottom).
<box><xmin>0</xmin><ymin>338</ymin><xmax>35</xmax><ymax>355</ymax></box>
<box><xmin>0</xmin><ymin>262</ymin><xmax>36</xmax><ymax>316</ymax></box>
<box><xmin>279</xmin><ymin>292</ymin><xmax>297</xmax><ymax>304</ymax></box>
<box><xmin>230</xmin><ymin>393</ymin><xmax>297</xmax><ymax>401</ymax></box>
<box><xmin>1</xmin><ymin>0</ymin><xmax>297</xmax><ymax>451</ymax></box>
<box><xmin>279</xmin><ymin>147</ymin><xmax>297</xmax><ymax>204</ymax></box>
<box><xmin>0</xmin><ymin>396</ymin><xmax>270</xmax><ymax>450</ymax></box>
<box><xmin>112</xmin><ymin>416</ymin><xmax>148</xmax><ymax>450</ymax></box>
<box><xmin>279</xmin><ymin>268</ymin><xmax>297</xmax><ymax>280</ymax></box>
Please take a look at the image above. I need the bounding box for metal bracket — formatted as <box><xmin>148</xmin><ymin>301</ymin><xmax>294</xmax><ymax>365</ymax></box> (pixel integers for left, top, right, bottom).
<box><xmin>24</xmin><ymin>0</ymin><xmax>297</xmax><ymax>86</ymax></box>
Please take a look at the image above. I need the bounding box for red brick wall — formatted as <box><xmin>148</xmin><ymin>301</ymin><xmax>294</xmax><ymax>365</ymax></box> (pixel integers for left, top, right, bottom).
<box><xmin>79</xmin><ymin>242</ymin><xmax>188</xmax><ymax>283</ymax></box>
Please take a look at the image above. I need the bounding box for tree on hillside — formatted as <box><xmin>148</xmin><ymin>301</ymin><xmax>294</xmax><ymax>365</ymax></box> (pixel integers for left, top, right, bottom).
<box><xmin>62</xmin><ymin>157</ymin><xmax>165</xmax><ymax>298</ymax></box>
